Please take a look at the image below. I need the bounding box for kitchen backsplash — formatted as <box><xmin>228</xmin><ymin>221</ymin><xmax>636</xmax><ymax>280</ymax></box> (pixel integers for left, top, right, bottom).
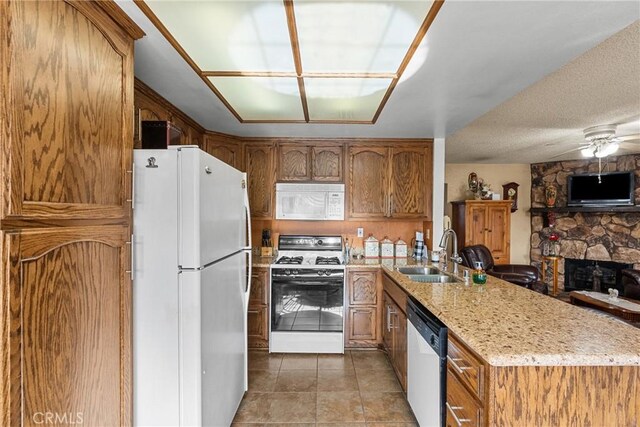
<box><xmin>251</xmin><ymin>219</ymin><xmax>432</xmax><ymax>253</ymax></box>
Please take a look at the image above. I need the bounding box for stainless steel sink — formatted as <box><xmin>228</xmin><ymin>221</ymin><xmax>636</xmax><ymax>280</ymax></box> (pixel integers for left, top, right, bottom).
<box><xmin>397</xmin><ymin>266</ymin><xmax>441</xmax><ymax>275</ymax></box>
<box><xmin>406</xmin><ymin>274</ymin><xmax>462</xmax><ymax>284</ymax></box>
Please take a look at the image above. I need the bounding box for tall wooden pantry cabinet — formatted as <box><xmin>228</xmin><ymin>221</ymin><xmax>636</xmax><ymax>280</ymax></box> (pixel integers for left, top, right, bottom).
<box><xmin>450</xmin><ymin>200</ymin><xmax>512</xmax><ymax>264</ymax></box>
<box><xmin>0</xmin><ymin>1</ymin><xmax>143</xmax><ymax>425</ymax></box>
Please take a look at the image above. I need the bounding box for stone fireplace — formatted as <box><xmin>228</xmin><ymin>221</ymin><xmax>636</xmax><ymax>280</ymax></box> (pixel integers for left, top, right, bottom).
<box><xmin>530</xmin><ymin>154</ymin><xmax>640</xmax><ymax>293</ymax></box>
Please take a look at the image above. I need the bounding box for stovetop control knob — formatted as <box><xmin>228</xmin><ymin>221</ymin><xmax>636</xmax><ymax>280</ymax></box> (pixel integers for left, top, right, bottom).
<box><xmin>292</xmin><ymin>269</ymin><xmax>298</xmax><ymax>275</ymax></box>
<box><xmin>325</xmin><ymin>270</ymin><xmax>332</xmax><ymax>276</ymax></box>
<box><xmin>317</xmin><ymin>270</ymin><xmax>324</xmax><ymax>276</ymax></box>
<box><xmin>285</xmin><ymin>269</ymin><xmax>291</xmax><ymax>276</ymax></box>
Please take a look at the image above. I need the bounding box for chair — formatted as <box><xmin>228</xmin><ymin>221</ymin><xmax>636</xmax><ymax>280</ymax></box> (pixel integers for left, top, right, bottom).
<box><xmin>621</xmin><ymin>269</ymin><xmax>640</xmax><ymax>301</ymax></box>
<box><xmin>459</xmin><ymin>244</ymin><xmax>548</xmax><ymax>294</ymax></box>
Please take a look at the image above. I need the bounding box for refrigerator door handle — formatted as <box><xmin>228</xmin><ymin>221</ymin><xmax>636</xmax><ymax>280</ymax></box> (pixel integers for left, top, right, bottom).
<box><xmin>243</xmin><ymin>175</ymin><xmax>252</xmax><ymax>299</ymax></box>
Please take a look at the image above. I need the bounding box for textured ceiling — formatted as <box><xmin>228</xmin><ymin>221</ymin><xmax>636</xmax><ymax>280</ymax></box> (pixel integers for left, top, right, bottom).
<box><xmin>446</xmin><ymin>20</ymin><xmax>640</xmax><ymax>163</ymax></box>
<box><xmin>118</xmin><ymin>1</ymin><xmax>640</xmax><ymax>163</ymax></box>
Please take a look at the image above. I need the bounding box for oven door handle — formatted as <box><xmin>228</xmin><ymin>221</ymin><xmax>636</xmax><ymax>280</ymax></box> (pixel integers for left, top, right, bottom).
<box><xmin>272</xmin><ymin>279</ymin><xmax>344</xmax><ymax>287</ymax></box>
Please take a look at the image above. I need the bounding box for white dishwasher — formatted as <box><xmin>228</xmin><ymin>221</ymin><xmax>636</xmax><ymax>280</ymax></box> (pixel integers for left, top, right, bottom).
<box><xmin>407</xmin><ymin>296</ymin><xmax>448</xmax><ymax>427</ymax></box>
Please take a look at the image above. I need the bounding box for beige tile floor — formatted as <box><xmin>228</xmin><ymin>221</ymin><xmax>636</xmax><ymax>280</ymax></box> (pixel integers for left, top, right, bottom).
<box><xmin>233</xmin><ymin>350</ymin><xmax>417</xmax><ymax>426</ymax></box>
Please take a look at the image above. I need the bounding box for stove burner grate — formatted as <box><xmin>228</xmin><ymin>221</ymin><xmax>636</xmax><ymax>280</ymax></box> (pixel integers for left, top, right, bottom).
<box><xmin>276</xmin><ymin>256</ymin><xmax>303</xmax><ymax>265</ymax></box>
<box><xmin>316</xmin><ymin>256</ymin><xmax>341</xmax><ymax>266</ymax></box>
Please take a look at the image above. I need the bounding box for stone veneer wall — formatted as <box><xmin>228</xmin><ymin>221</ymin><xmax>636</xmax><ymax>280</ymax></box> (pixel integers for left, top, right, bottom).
<box><xmin>530</xmin><ymin>154</ymin><xmax>640</xmax><ymax>291</ymax></box>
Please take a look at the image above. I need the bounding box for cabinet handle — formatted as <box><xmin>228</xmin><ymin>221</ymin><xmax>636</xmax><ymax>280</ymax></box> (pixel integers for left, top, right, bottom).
<box><xmin>126</xmin><ymin>166</ymin><xmax>135</xmax><ymax>209</ymax></box>
<box><xmin>387</xmin><ymin>306</ymin><xmax>396</xmax><ymax>332</ymax></box>
<box><xmin>248</xmin><ymin>309</ymin><xmax>260</xmax><ymax>314</ymax></box>
<box><xmin>125</xmin><ymin>234</ymin><xmax>134</xmax><ymax>281</ymax></box>
<box><xmin>446</xmin><ymin>402</ymin><xmax>471</xmax><ymax>426</ymax></box>
<box><xmin>447</xmin><ymin>355</ymin><xmax>471</xmax><ymax>374</ymax></box>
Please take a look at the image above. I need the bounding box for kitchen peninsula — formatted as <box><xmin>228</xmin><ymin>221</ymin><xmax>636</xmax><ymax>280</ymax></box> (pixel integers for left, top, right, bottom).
<box><xmin>381</xmin><ymin>262</ymin><xmax>640</xmax><ymax>426</ymax></box>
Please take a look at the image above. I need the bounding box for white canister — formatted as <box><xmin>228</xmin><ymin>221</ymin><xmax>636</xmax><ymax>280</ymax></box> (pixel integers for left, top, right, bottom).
<box><xmin>380</xmin><ymin>237</ymin><xmax>394</xmax><ymax>258</ymax></box>
<box><xmin>364</xmin><ymin>235</ymin><xmax>379</xmax><ymax>258</ymax></box>
<box><xmin>395</xmin><ymin>238</ymin><xmax>407</xmax><ymax>258</ymax></box>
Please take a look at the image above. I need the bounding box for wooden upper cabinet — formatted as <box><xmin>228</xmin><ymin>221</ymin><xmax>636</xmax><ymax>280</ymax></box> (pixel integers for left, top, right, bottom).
<box><xmin>389</xmin><ymin>146</ymin><xmax>429</xmax><ymax>218</ymax></box>
<box><xmin>201</xmin><ymin>135</ymin><xmax>242</xmax><ymax>170</ymax></box>
<box><xmin>348</xmin><ymin>146</ymin><xmax>389</xmax><ymax>218</ymax></box>
<box><xmin>347</xmin><ymin>143</ymin><xmax>432</xmax><ymax>219</ymax></box>
<box><xmin>278</xmin><ymin>144</ymin><xmax>311</xmax><ymax>181</ymax></box>
<box><xmin>276</xmin><ymin>143</ymin><xmax>343</xmax><ymax>182</ymax></box>
<box><xmin>1</xmin><ymin>0</ymin><xmax>135</xmax><ymax>222</ymax></box>
<box><xmin>1</xmin><ymin>225</ymin><xmax>132</xmax><ymax>426</ymax></box>
<box><xmin>245</xmin><ymin>143</ymin><xmax>275</xmax><ymax>219</ymax></box>
<box><xmin>312</xmin><ymin>145</ymin><xmax>343</xmax><ymax>182</ymax></box>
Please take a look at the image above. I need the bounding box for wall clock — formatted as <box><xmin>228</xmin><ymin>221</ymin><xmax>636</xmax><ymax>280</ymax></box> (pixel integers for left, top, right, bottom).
<box><xmin>502</xmin><ymin>182</ymin><xmax>519</xmax><ymax>212</ymax></box>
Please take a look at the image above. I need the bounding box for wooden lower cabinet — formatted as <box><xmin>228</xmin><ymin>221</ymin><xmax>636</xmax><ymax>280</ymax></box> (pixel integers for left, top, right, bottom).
<box><xmin>382</xmin><ymin>274</ymin><xmax>407</xmax><ymax>391</ymax></box>
<box><xmin>248</xmin><ymin>267</ymin><xmax>269</xmax><ymax>349</ymax></box>
<box><xmin>1</xmin><ymin>225</ymin><xmax>131</xmax><ymax>426</ymax></box>
<box><xmin>345</xmin><ymin>269</ymin><xmax>381</xmax><ymax>347</ymax></box>
<box><xmin>446</xmin><ymin>366</ymin><xmax>483</xmax><ymax>427</ymax></box>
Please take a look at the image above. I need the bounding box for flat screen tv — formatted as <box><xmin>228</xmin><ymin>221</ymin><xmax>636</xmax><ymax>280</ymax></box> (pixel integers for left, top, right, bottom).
<box><xmin>567</xmin><ymin>171</ymin><xmax>635</xmax><ymax>207</ymax></box>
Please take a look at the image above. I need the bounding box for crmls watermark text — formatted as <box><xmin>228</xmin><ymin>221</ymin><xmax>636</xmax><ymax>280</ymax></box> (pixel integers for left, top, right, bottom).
<box><xmin>32</xmin><ymin>412</ymin><xmax>84</xmax><ymax>425</ymax></box>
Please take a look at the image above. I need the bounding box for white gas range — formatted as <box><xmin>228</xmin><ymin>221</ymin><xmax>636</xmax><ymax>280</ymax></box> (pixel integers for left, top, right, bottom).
<box><xmin>270</xmin><ymin>235</ymin><xmax>345</xmax><ymax>354</ymax></box>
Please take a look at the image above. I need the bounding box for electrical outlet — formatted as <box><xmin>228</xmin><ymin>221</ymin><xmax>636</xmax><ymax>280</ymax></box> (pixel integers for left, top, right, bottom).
<box><xmin>357</xmin><ymin>227</ymin><xmax>364</xmax><ymax>238</ymax></box>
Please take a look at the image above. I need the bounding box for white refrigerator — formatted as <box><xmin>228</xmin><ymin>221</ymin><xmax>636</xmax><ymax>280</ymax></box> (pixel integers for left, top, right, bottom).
<box><xmin>133</xmin><ymin>146</ymin><xmax>252</xmax><ymax>426</ymax></box>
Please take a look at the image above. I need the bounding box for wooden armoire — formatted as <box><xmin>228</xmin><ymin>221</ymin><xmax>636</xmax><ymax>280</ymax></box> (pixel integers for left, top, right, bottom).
<box><xmin>450</xmin><ymin>200</ymin><xmax>512</xmax><ymax>264</ymax></box>
<box><xmin>0</xmin><ymin>1</ymin><xmax>143</xmax><ymax>425</ymax></box>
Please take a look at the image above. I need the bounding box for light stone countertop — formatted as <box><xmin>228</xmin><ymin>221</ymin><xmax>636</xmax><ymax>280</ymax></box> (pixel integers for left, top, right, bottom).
<box><xmin>382</xmin><ymin>264</ymin><xmax>640</xmax><ymax>367</ymax></box>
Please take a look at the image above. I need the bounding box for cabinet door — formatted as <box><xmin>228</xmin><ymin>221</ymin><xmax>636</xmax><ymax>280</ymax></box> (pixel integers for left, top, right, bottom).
<box><xmin>348</xmin><ymin>270</ymin><xmax>379</xmax><ymax>305</ymax></box>
<box><xmin>348</xmin><ymin>146</ymin><xmax>389</xmax><ymax>218</ymax></box>
<box><xmin>486</xmin><ymin>204</ymin><xmax>510</xmax><ymax>264</ymax></box>
<box><xmin>1</xmin><ymin>226</ymin><xmax>131</xmax><ymax>426</ymax></box>
<box><xmin>203</xmin><ymin>140</ymin><xmax>241</xmax><ymax>170</ymax></box>
<box><xmin>249</xmin><ymin>268</ymin><xmax>269</xmax><ymax>306</ymax></box>
<box><xmin>382</xmin><ymin>293</ymin><xmax>394</xmax><ymax>356</ymax></box>
<box><xmin>312</xmin><ymin>145</ymin><xmax>343</xmax><ymax>182</ymax></box>
<box><xmin>466</xmin><ymin>204</ymin><xmax>487</xmax><ymax>247</ymax></box>
<box><xmin>245</xmin><ymin>144</ymin><xmax>275</xmax><ymax>218</ymax></box>
<box><xmin>446</xmin><ymin>366</ymin><xmax>484</xmax><ymax>427</ymax></box>
<box><xmin>247</xmin><ymin>306</ymin><xmax>269</xmax><ymax>348</ymax></box>
<box><xmin>278</xmin><ymin>144</ymin><xmax>311</xmax><ymax>181</ymax></box>
<box><xmin>393</xmin><ymin>309</ymin><xmax>408</xmax><ymax>391</ymax></box>
<box><xmin>1</xmin><ymin>1</ymin><xmax>134</xmax><ymax>222</ymax></box>
<box><xmin>389</xmin><ymin>147</ymin><xmax>427</xmax><ymax>218</ymax></box>
<box><xmin>347</xmin><ymin>307</ymin><xmax>377</xmax><ymax>342</ymax></box>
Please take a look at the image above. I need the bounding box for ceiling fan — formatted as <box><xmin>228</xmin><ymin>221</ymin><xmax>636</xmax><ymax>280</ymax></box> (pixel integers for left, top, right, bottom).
<box><xmin>578</xmin><ymin>124</ymin><xmax>639</xmax><ymax>158</ymax></box>
<box><xmin>553</xmin><ymin>123</ymin><xmax>640</xmax><ymax>159</ymax></box>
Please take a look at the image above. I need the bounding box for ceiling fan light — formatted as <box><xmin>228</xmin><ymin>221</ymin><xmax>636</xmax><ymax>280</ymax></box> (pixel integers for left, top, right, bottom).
<box><xmin>581</xmin><ymin>147</ymin><xmax>595</xmax><ymax>158</ymax></box>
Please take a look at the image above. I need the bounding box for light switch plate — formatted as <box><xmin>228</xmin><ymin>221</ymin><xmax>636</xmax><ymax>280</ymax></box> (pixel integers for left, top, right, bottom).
<box><xmin>357</xmin><ymin>227</ymin><xmax>364</xmax><ymax>238</ymax></box>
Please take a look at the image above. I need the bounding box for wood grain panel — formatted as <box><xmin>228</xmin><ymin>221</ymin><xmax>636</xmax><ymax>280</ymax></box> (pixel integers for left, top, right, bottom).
<box><xmin>249</xmin><ymin>268</ymin><xmax>269</xmax><ymax>306</ymax></box>
<box><xmin>247</xmin><ymin>306</ymin><xmax>269</xmax><ymax>348</ymax></box>
<box><xmin>3</xmin><ymin>225</ymin><xmax>131</xmax><ymax>426</ymax></box>
<box><xmin>390</xmin><ymin>147</ymin><xmax>426</xmax><ymax>218</ymax></box>
<box><xmin>312</xmin><ymin>145</ymin><xmax>343</xmax><ymax>182</ymax></box>
<box><xmin>3</xmin><ymin>0</ymin><xmax>134</xmax><ymax>220</ymax></box>
<box><xmin>245</xmin><ymin>144</ymin><xmax>275</xmax><ymax>219</ymax></box>
<box><xmin>348</xmin><ymin>146</ymin><xmax>388</xmax><ymax>218</ymax></box>
<box><xmin>278</xmin><ymin>144</ymin><xmax>311</xmax><ymax>181</ymax></box>
<box><xmin>347</xmin><ymin>307</ymin><xmax>377</xmax><ymax>341</ymax></box>
<box><xmin>491</xmin><ymin>365</ymin><xmax>639</xmax><ymax>427</ymax></box>
<box><xmin>348</xmin><ymin>270</ymin><xmax>378</xmax><ymax>305</ymax></box>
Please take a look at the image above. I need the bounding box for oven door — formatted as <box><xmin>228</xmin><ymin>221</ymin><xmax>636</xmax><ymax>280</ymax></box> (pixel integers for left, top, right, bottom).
<box><xmin>271</xmin><ymin>276</ymin><xmax>344</xmax><ymax>332</ymax></box>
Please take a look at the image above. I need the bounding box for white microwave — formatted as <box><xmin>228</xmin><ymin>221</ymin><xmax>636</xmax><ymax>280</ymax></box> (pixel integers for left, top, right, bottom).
<box><xmin>275</xmin><ymin>183</ymin><xmax>345</xmax><ymax>220</ymax></box>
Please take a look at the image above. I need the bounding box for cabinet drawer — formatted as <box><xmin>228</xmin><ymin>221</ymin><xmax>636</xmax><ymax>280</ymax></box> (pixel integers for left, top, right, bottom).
<box><xmin>447</xmin><ymin>334</ymin><xmax>485</xmax><ymax>402</ymax></box>
<box><xmin>446</xmin><ymin>366</ymin><xmax>483</xmax><ymax>427</ymax></box>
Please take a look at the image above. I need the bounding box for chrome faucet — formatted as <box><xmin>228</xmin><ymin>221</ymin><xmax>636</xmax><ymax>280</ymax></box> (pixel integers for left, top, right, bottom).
<box><xmin>439</xmin><ymin>228</ymin><xmax>463</xmax><ymax>274</ymax></box>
